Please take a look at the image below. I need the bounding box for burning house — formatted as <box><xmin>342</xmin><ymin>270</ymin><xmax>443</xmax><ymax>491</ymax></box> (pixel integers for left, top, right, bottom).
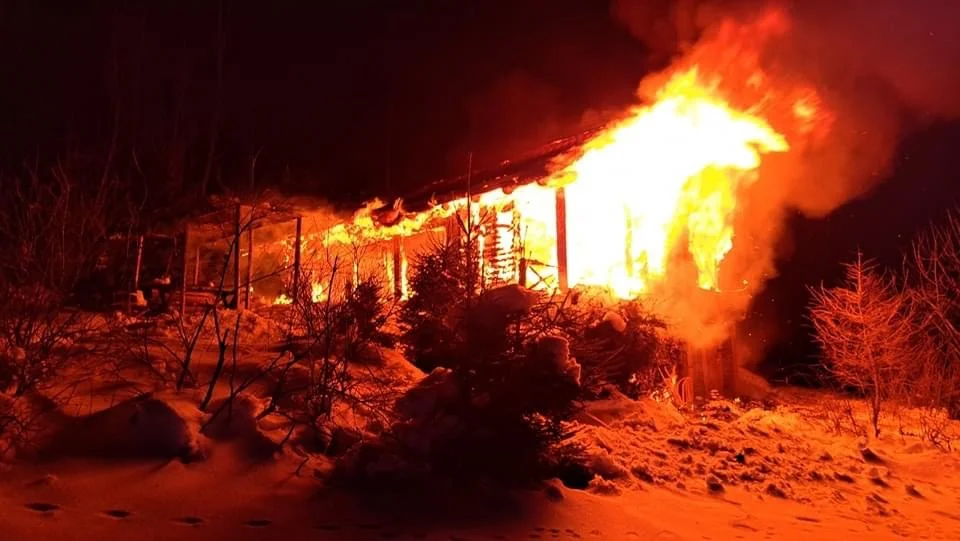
<box><xmin>171</xmin><ymin>12</ymin><xmax>827</xmax><ymax>401</ymax></box>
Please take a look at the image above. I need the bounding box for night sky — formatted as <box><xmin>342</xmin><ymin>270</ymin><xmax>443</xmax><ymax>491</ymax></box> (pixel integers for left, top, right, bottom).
<box><xmin>0</xmin><ymin>1</ymin><xmax>650</xmax><ymax>201</ymax></box>
<box><xmin>1</xmin><ymin>0</ymin><xmax>958</xmax><ymax>375</ymax></box>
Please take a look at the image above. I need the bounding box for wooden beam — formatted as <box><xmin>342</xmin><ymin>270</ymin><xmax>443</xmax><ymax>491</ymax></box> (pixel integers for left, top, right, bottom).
<box><xmin>292</xmin><ymin>216</ymin><xmax>303</xmax><ymax>299</ymax></box>
<box><xmin>392</xmin><ymin>236</ymin><xmax>404</xmax><ymax>299</ymax></box>
<box><xmin>233</xmin><ymin>203</ymin><xmax>242</xmax><ymax>311</ymax></box>
<box><xmin>180</xmin><ymin>227</ymin><xmax>189</xmax><ymax>316</ymax></box>
<box><xmin>244</xmin><ymin>226</ymin><xmax>254</xmax><ymax>309</ymax></box>
<box><xmin>555</xmin><ymin>187</ymin><xmax>569</xmax><ymax>292</ymax></box>
<box><xmin>133</xmin><ymin>235</ymin><xmax>144</xmax><ymax>291</ymax></box>
<box><xmin>193</xmin><ymin>246</ymin><xmax>201</xmax><ymax>286</ymax></box>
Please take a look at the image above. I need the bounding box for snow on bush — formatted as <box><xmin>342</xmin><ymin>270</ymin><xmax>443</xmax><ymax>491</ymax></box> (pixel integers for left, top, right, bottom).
<box><xmin>203</xmin><ymin>392</ymin><xmax>267</xmax><ymax>440</ymax></box>
<box><xmin>50</xmin><ymin>393</ymin><xmax>203</xmax><ymax>462</ymax></box>
<box><xmin>395</xmin><ymin>367</ymin><xmax>459</xmax><ymax>422</ymax></box>
<box><xmin>475</xmin><ymin>284</ymin><xmax>538</xmax><ymax>318</ymax></box>
<box><xmin>535</xmin><ymin>335</ymin><xmax>581</xmax><ymax>386</ymax></box>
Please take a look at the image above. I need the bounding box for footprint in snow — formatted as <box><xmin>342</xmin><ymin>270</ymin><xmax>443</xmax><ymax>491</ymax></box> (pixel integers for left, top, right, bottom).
<box><xmin>103</xmin><ymin>509</ymin><xmax>133</xmax><ymax>519</ymax></box>
<box><xmin>176</xmin><ymin>516</ymin><xmax>204</xmax><ymax>526</ymax></box>
<box><xmin>25</xmin><ymin>502</ymin><xmax>61</xmax><ymax>513</ymax></box>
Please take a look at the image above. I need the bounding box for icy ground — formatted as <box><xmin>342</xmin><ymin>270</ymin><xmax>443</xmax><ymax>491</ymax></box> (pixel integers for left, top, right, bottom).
<box><xmin>2</xmin><ymin>321</ymin><xmax>960</xmax><ymax>540</ymax></box>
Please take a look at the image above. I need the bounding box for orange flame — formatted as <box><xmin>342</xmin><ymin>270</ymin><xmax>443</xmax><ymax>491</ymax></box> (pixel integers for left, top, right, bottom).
<box><xmin>271</xmin><ymin>9</ymin><xmax>827</xmax><ymax>313</ymax></box>
<box><xmin>560</xmin><ymin>67</ymin><xmax>788</xmax><ymax>296</ymax></box>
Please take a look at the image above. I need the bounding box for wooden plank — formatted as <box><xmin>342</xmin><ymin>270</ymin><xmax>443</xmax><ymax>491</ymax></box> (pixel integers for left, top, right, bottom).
<box><xmin>245</xmin><ymin>226</ymin><xmax>254</xmax><ymax>309</ymax></box>
<box><xmin>233</xmin><ymin>203</ymin><xmax>242</xmax><ymax>310</ymax></box>
<box><xmin>392</xmin><ymin>236</ymin><xmax>404</xmax><ymax>299</ymax></box>
<box><xmin>555</xmin><ymin>187</ymin><xmax>569</xmax><ymax>292</ymax></box>
<box><xmin>292</xmin><ymin>216</ymin><xmax>303</xmax><ymax>299</ymax></box>
<box><xmin>180</xmin><ymin>227</ymin><xmax>189</xmax><ymax>315</ymax></box>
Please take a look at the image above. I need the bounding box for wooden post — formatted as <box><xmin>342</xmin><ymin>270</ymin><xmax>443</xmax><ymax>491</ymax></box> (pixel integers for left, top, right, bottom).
<box><xmin>245</xmin><ymin>226</ymin><xmax>254</xmax><ymax>309</ymax></box>
<box><xmin>512</xmin><ymin>206</ymin><xmax>521</xmax><ymax>285</ymax></box>
<box><xmin>180</xmin><ymin>227</ymin><xmax>189</xmax><ymax>316</ymax></box>
<box><xmin>722</xmin><ymin>328</ymin><xmax>737</xmax><ymax>397</ymax></box>
<box><xmin>233</xmin><ymin>204</ymin><xmax>242</xmax><ymax>310</ymax></box>
<box><xmin>133</xmin><ymin>235</ymin><xmax>145</xmax><ymax>291</ymax></box>
<box><xmin>392</xmin><ymin>236</ymin><xmax>404</xmax><ymax>299</ymax></box>
<box><xmin>193</xmin><ymin>246</ymin><xmax>201</xmax><ymax>285</ymax></box>
<box><xmin>128</xmin><ymin>234</ymin><xmax>144</xmax><ymax>313</ymax></box>
<box><xmin>555</xmin><ymin>187</ymin><xmax>569</xmax><ymax>292</ymax></box>
<box><xmin>292</xmin><ymin>216</ymin><xmax>303</xmax><ymax>299</ymax></box>
<box><xmin>686</xmin><ymin>344</ymin><xmax>708</xmax><ymax>403</ymax></box>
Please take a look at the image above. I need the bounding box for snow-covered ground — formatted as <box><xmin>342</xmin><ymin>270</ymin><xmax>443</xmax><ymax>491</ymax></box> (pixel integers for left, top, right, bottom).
<box><xmin>3</xmin><ymin>317</ymin><xmax>960</xmax><ymax>540</ymax></box>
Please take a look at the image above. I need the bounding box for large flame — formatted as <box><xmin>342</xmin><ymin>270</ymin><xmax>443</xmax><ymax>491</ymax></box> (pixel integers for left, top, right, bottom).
<box><xmin>560</xmin><ymin>67</ymin><xmax>788</xmax><ymax>297</ymax></box>
<box><xmin>279</xmin><ymin>66</ymin><xmax>795</xmax><ymax>302</ymax></box>
<box><xmin>270</xmin><ymin>9</ymin><xmax>826</xmax><ymax>316</ymax></box>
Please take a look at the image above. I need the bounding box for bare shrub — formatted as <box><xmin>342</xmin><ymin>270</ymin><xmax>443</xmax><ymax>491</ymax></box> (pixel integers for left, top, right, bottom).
<box><xmin>256</xmin><ymin>256</ymin><xmax>399</xmax><ymax>451</ymax></box>
<box><xmin>820</xmin><ymin>397</ymin><xmax>867</xmax><ymax>439</ymax></box>
<box><xmin>917</xmin><ymin>407</ymin><xmax>956</xmax><ymax>451</ymax></box>
<box><xmin>809</xmin><ymin>254</ymin><xmax>920</xmax><ymax>438</ymax></box>
<box><xmin>0</xmin><ymin>167</ymin><xmax>127</xmax><ymax>293</ymax></box>
<box><xmin>0</xmin><ymin>286</ymin><xmax>98</xmax><ymax>396</ymax></box>
<box><xmin>907</xmin><ymin>212</ymin><xmax>960</xmax><ymax>420</ymax></box>
<box><xmin>0</xmin><ymin>167</ymin><xmax>129</xmax><ymax>458</ymax></box>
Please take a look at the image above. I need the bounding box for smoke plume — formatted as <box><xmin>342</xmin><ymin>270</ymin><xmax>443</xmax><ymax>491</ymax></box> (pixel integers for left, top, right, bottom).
<box><xmin>611</xmin><ymin>0</ymin><xmax>960</xmax><ymax>350</ymax></box>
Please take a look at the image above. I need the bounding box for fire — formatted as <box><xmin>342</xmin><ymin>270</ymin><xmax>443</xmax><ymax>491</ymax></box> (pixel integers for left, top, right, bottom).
<box><xmin>269</xmin><ymin>9</ymin><xmax>824</xmax><ymax>309</ymax></box>
<box><xmin>270</xmin><ymin>283</ymin><xmax>326</xmax><ymax>305</ymax></box>
<box><xmin>560</xmin><ymin>67</ymin><xmax>788</xmax><ymax>295</ymax></box>
<box><xmin>311</xmin><ymin>282</ymin><xmax>327</xmax><ymax>303</ymax></box>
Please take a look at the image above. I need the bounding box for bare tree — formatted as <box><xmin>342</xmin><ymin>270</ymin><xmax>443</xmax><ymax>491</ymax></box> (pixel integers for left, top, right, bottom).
<box><xmin>907</xmin><ymin>212</ymin><xmax>960</xmax><ymax>419</ymax></box>
<box><xmin>809</xmin><ymin>254</ymin><xmax>919</xmax><ymax>437</ymax></box>
<box><xmin>0</xmin><ymin>165</ymin><xmax>127</xmax><ymax>458</ymax></box>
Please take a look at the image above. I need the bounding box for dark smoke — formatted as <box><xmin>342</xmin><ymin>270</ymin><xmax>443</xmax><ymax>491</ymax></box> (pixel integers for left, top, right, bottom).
<box><xmin>454</xmin><ymin>71</ymin><xmax>623</xmax><ymax>173</ymax></box>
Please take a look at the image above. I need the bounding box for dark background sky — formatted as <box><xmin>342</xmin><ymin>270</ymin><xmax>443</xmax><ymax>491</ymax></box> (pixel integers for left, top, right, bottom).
<box><xmin>1</xmin><ymin>0</ymin><xmax>958</xmax><ymax>376</ymax></box>
<box><xmin>0</xmin><ymin>0</ymin><xmax>649</xmax><ymax>201</ymax></box>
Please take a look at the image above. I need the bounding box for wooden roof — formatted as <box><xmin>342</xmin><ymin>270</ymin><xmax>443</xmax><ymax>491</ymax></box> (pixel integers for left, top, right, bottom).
<box><xmin>401</xmin><ymin>126</ymin><xmax>603</xmax><ymax>212</ymax></box>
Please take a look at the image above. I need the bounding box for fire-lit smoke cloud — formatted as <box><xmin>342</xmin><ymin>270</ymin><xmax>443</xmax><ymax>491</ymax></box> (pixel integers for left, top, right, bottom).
<box><xmin>608</xmin><ymin>0</ymin><xmax>960</xmax><ymax>351</ymax></box>
<box><xmin>613</xmin><ymin>0</ymin><xmax>960</xmax><ymax>211</ymax></box>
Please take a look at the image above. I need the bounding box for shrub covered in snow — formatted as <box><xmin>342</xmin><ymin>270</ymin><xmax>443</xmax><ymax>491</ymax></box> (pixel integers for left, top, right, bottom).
<box><xmin>48</xmin><ymin>394</ymin><xmax>203</xmax><ymax>462</ymax></box>
<box><xmin>387</xmin><ymin>238</ymin><xmax>585</xmax><ymax>483</ymax></box>
<box><xmin>398</xmin><ymin>240</ymin><xmax>475</xmax><ymax>372</ymax></box>
<box><xmin>552</xmin><ymin>293</ymin><xmax>683</xmax><ymax>398</ymax></box>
